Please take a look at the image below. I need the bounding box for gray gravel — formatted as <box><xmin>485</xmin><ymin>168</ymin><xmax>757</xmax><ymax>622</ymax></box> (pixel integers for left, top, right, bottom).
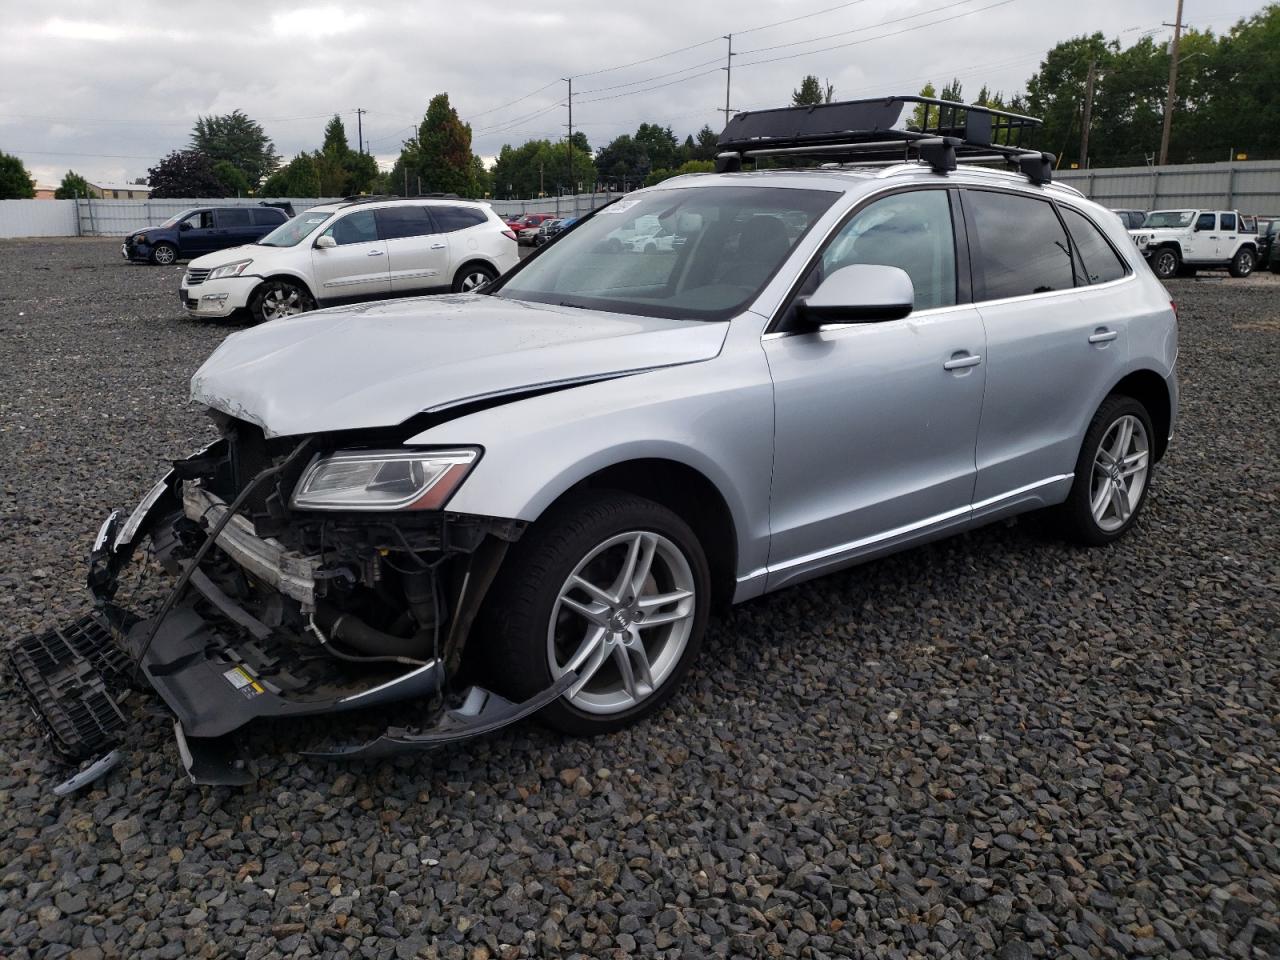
<box><xmin>1</xmin><ymin>238</ymin><xmax>1277</xmax><ymax>959</ymax></box>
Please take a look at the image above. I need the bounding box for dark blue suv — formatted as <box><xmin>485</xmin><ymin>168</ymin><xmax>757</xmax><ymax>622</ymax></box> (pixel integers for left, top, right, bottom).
<box><xmin>122</xmin><ymin>203</ymin><xmax>293</xmax><ymax>265</ymax></box>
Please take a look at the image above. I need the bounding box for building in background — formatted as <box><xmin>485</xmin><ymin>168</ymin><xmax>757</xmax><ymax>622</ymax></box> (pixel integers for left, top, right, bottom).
<box><xmin>33</xmin><ymin>183</ymin><xmax>57</xmax><ymax>199</ymax></box>
<box><xmin>87</xmin><ymin>180</ymin><xmax>152</xmax><ymax>199</ymax></box>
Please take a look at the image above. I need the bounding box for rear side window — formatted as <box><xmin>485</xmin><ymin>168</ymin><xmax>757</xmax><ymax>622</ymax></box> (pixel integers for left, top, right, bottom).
<box><xmin>250</xmin><ymin>208</ymin><xmax>285</xmax><ymax>226</ymax></box>
<box><xmin>965</xmin><ymin>190</ymin><xmax>1074</xmax><ymax>300</ymax></box>
<box><xmin>1061</xmin><ymin>207</ymin><xmax>1127</xmax><ymax>285</ymax></box>
<box><xmin>376</xmin><ymin>206</ymin><xmax>437</xmax><ymax>241</ymax></box>
<box><xmin>820</xmin><ymin>189</ymin><xmax>957</xmax><ymax>310</ymax></box>
<box><xmin>217</xmin><ymin>209</ymin><xmax>251</xmax><ymax>227</ymax></box>
<box><xmin>1220</xmin><ymin>212</ymin><xmax>1237</xmax><ymax>231</ymax></box>
<box><xmin>433</xmin><ymin>206</ymin><xmax>489</xmax><ymax>232</ymax></box>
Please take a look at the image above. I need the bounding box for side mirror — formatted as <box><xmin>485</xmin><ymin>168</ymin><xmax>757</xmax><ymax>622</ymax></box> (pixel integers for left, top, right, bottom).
<box><xmin>315</xmin><ymin>234</ymin><xmax>337</xmax><ymax>250</ymax></box>
<box><xmin>797</xmin><ymin>264</ymin><xmax>914</xmax><ymax>327</ymax></box>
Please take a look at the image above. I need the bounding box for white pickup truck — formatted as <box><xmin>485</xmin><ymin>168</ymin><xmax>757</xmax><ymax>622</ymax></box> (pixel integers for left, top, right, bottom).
<box><xmin>1129</xmin><ymin>209</ymin><xmax>1258</xmax><ymax>279</ymax></box>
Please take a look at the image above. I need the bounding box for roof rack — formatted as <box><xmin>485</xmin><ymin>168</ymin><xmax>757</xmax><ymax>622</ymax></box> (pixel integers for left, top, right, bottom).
<box><xmin>338</xmin><ymin>193</ymin><xmax>463</xmax><ymax>206</ymax></box>
<box><xmin>715</xmin><ymin>95</ymin><xmax>1055</xmax><ymax>185</ymax></box>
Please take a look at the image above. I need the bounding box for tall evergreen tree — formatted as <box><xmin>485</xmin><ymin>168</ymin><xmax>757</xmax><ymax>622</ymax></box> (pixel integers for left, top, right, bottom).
<box><xmin>190</xmin><ymin>110</ymin><xmax>280</xmax><ymax>187</ymax></box>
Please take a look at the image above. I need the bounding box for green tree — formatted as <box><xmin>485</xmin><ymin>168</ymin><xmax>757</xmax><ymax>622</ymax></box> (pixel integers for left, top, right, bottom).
<box><xmin>634</xmin><ymin>123</ymin><xmax>679</xmax><ymax>171</ymax></box>
<box><xmin>147</xmin><ymin>150</ymin><xmax>224</xmax><ymax>198</ymax></box>
<box><xmin>322</xmin><ymin>114</ymin><xmax>350</xmax><ymax>154</ymax></box>
<box><xmin>644</xmin><ymin>159</ymin><xmax>715</xmax><ymax>187</ymax></box>
<box><xmin>910</xmin><ymin>83</ymin><xmax>938</xmax><ymax>129</ymax></box>
<box><xmin>792</xmin><ymin>74</ymin><xmax>835</xmax><ymax>106</ymax></box>
<box><xmin>260</xmin><ymin>154</ymin><xmax>322</xmax><ymax>197</ymax></box>
<box><xmin>0</xmin><ymin>150</ymin><xmax>35</xmax><ymax>199</ymax></box>
<box><xmin>54</xmin><ymin>169</ymin><xmax>92</xmax><ymax>199</ymax></box>
<box><xmin>692</xmin><ymin>125</ymin><xmax>720</xmax><ymax>160</ymax></box>
<box><xmin>191</xmin><ymin>110</ymin><xmax>280</xmax><ymax>187</ymax></box>
<box><xmin>212</xmin><ymin>160</ymin><xmax>251</xmax><ymax>197</ymax></box>
<box><xmin>594</xmin><ymin>134</ymin><xmax>649</xmax><ymax>189</ymax></box>
<box><xmin>395</xmin><ymin>93</ymin><xmax>482</xmax><ymax>196</ymax></box>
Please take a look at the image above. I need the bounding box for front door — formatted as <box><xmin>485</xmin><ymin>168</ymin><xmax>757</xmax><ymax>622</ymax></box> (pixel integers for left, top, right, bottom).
<box><xmin>1186</xmin><ymin>211</ymin><xmax>1218</xmax><ymax>261</ymax></box>
<box><xmin>764</xmin><ymin>188</ymin><xmax>986</xmax><ymax>589</ymax></box>
<box><xmin>180</xmin><ymin>210</ymin><xmax>218</xmax><ymax>256</ymax></box>
<box><xmin>375</xmin><ymin>206</ymin><xmax>451</xmax><ymax>294</ymax></box>
<box><xmin>310</xmin><ymin>209</ymin><xmax>391</xmax><ymax>302</ymax></box>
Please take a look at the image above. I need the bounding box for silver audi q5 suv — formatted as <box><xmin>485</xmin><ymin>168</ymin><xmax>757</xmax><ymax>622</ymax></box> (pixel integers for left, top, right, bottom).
<box><xmin>11</xmin><ymin>97</ymin><xmax>1177</xmax><ymax>784</ymax></box>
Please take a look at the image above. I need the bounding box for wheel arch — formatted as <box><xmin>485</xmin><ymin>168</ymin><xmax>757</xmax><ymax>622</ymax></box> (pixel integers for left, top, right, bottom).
<box><xmin>249</xmin><ymin>272</ymin><xmax>319</xmax><ymax>302</ymax></box>
<box><xmin>452</xmin><ymin>257</ymin><xmax>500</xmax><ymax>287</ymax></box>
<box><xmin>1108</xmin><ymin>369</ymin><xmax>1172</xmax><ymax>461</ymax></box>
<box><xmin>540</xmin><ymin>458</ymin><xmax>739</xmax><ymax>610</ymax></box>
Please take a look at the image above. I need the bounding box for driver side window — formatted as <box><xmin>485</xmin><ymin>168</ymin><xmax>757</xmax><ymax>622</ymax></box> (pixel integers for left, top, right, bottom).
<box><xmin>324</xmin><ymin>210</ymin><xmax>378</xmax><ymax>246</ymax></box>
<box><xmin>820</xmin><ymin>190</ymin><xmax>957</xmax><ymax>311</ymax></box>
<box><xmin>1196</xmin><ymin>213</ymin><xmax>1216</xmax><ymax>231</ymax></box>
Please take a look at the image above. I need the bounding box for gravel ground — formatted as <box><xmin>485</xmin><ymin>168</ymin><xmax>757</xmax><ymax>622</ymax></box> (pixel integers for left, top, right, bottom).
<box><xmin>0</xmin><ymin>238</ymin><xmax>1276</xmax><ymax>960</ymax></box>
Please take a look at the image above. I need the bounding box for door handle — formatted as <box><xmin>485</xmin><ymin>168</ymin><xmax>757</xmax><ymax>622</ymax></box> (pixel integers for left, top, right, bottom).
<box><xmin>1088</xmin><ymin>329</ymin><xmax>1118</xmax><ymax>344</ymax></box>
<box><xmin>367</xmin><ymin>249</ymin><xmax>385</xmax><ymax>257</ymax></box>
<box><xmin>430</xmin><ymin>243</ymin><xmax>446</xmax><ymax>250</ymax></box>
<box><xmin>942</xmin><ymin>353</ymin><xmax>982</xmax><ymax>370</ymax></box>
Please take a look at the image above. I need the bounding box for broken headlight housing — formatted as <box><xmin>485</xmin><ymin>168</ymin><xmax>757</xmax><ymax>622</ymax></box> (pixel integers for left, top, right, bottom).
<box><xmin>290</xmin><ymin>449</ymin><xmax>479</xmax><ymax>511</ymax></box>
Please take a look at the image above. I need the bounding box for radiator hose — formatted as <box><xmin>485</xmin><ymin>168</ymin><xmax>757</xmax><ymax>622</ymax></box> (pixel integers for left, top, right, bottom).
<box><xmin>314</xmin><ymin>602</ymin><xmax>432</xmax><ymax>660</ymax></box>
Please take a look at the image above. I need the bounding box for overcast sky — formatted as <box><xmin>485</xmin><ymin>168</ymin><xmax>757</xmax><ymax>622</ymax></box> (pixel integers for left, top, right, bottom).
<box><xmin>0</xmin><ymin>0</ymin><xmax>1267</xmax><ymax>187</ymax></box>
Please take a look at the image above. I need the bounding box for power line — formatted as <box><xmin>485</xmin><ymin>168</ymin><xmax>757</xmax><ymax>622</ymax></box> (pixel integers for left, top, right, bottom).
<box><xmin>735</xmin><ymin>0</ymin><xmax>983</xmax><ymax>57</ymax></box>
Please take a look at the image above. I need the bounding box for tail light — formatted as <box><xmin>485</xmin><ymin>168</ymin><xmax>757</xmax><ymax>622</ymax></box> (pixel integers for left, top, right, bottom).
<box><xmin>502</xmin><ymin>229</ymin><xmax>517</xmax><ymax>241</ymax></box>
<box><xmin>1170</xmin><ymin>299</ymin><xmax>1177</xmax><ymax>318</ymax></box>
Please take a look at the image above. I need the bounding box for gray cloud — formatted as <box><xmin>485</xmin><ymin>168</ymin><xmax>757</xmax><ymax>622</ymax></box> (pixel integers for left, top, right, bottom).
<box><xmin>0</xmin><ymin>0</ymin><xmax>1264</xmax><ymax>186</ymax></box>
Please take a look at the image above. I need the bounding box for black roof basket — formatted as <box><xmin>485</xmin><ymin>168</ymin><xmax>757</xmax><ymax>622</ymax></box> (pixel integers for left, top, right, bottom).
<box><xmin>715</xmin><ymin>95</ymin><xmax>1055</xmax><ymax>184</ymax></box>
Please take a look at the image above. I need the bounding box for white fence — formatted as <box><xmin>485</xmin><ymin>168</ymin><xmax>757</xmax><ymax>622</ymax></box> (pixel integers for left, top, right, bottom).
<box><xmin>0</xmin><ymin>200</ymin><xmax>79</xmax><ymax>238</ymax></box>
<box><xmin>0</xmin><ymin>192</ymin><xmax>623</xmax><ymax>239</ymax></box>
<box><xmin>1055</xmin><ymin>160</ymin><xmax>1280</xmax><ymax>216</ymax></box>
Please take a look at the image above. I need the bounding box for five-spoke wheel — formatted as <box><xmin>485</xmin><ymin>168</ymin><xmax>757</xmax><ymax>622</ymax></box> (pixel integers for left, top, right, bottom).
<box><xmin>1058</xmin><ymin>394</ymin><xmax>1156</xmax><ymax>544</ymax></box>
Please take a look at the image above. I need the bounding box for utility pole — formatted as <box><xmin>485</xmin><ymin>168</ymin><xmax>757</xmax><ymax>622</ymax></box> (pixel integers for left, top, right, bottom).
<box><xmin>720</xmin><ymin>34</ymin><xmax>736</xmax><ymax>126</ymax></box>
<box><xmin>564</xmin><ymin>77</ymin><xmax>573</xmax><ymax>197</ymax></box>
<box><xmin>1159</xmin><ymin>0</ymin><xmax>1186</xmax><ymax>166</ymax></box>
<box><xmin>1080</xmin><ymin>59</ymin><xmax>1097</xmax><ymax>169</ymax></box>
<box><xmin>355</xmin><ymin>108</ymin><xmax>366</xmax><ymax>154</ymax></box>
<box><xmin>539</xmin><ymin>159</ymin><xmax>544</xmax><ymax>198</ymax></box>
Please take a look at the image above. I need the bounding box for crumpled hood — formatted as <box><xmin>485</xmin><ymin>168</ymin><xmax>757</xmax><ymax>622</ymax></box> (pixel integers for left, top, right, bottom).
<box><xmin>191</xmin><ymin>295</ymin><xmax>729</xmax><ymax>437</ymax></box>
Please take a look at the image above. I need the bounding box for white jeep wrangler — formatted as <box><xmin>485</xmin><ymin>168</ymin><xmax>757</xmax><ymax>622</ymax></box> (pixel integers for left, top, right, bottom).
<box><xmin>1129</xmin><ymin>209</ymin><xmax>1258</xmax><ymax>279</ymax></box>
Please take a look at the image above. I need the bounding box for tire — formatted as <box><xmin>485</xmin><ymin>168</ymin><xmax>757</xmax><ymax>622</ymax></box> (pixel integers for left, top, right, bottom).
<box><xmin>1229</xmin><ymin>247</ymin><xmax>1255</xmax><ymax>278</ymax></box>
<box><xmin>248</xmin><ymin>279</ymin><xmax>315</xmax><ymax>324</ymax></box>
<box><xmin>1150</xmin><ymin>247</ymin><xmax>1179</xmax><ymax>280</ymax></box>
<box><xmin>452</xmin><ymin>263</ymin><xmax>497</xmax><ymax>293</ymax></box>
<box><xmin>478</xmin><ymin>490</ymin><xmax>711</xmax><ymax>736</ymax></box>
<box><xmin>1056</xmin><ymin>395</ymin><xmax>1155</xmax><ymax>546</ymax></box>
<box><xmin>152</xmin><ymin>243</ymin><xmax>177</xmax><ymax>266</ymax></box>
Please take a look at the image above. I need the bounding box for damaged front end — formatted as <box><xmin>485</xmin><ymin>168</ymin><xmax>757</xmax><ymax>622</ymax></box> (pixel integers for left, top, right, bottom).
<box><xmin>6</xmin><ymin>418</ymin><xmax>573</xmax><ymax>789</ymax></box>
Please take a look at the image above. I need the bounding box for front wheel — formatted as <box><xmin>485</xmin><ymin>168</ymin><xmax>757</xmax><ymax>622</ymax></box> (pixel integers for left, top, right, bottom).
<box><xmin>452</xmin><ymin>263</ymin><xmax>497</xmax><ymax>293</ymax></box>
<box><xmin>478</xmin><ymin>491</ymin><xmax>710</xmax><ymax>736</ymax></box>
<box><xmin>1229</xmin><ymin>247</ymin><xmax>1255</xmax><ymax>278</ymax></box>
<box><xmin>152</xmin><ymin>242</ymin><xmax>177</xmax><ymax>265</ymax></box>
<box><xmin>248</xmin><ymin>280</ymin><xmax>315</xmax><ymax>324</ymax></box>
<box><xmin>1150</xmin><ymin>247</ymin><xmax>1179</xmax><ymax>280</ymax></box>
<box><xmin>1056</xmin><ymin>395</ymin><xmax>1154</xmax><ymax>545</ymax></box>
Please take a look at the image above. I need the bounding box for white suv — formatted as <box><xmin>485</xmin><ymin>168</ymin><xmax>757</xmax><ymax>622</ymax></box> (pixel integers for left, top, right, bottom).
<box><xmin>1129</xmin><ymin>208</ymin><xmax>1258</xmax><ymax>279</ymax></box>
<box><xmin>180</xmin><ymin>197</ymin><xmax>519</xmax><ymax>323</ymax></box>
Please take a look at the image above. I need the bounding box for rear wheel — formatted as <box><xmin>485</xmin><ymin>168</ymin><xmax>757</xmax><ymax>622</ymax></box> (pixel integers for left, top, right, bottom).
<box><xmin>1056</xmin><ymin>395</ymin><xmax>1154</xmax><ymax>545</ymax></box>
<box><xmin>248</xmin><ymin>279</ymin><xmax>315</xmax><ymax>324</ymax></box>
<box><xmin>152</xmin><ymin>243</ymin><xmax>177</xmax><ymax>265</ymax></box>
<box><xmin>1229</xmin><ymin>247</ymin><xmax>1255</xmax><ymax>278</ymax></box>
<box><xmin>479</xmin><ymin>491</ymin><xmax>710</xmax><ymax>736</ymax></box>
<box><xmin>452</xmin><ymin>263</ymin><xmax>497</xmax><ymax>293</ymax></box>
<box><xmin>1150</xmin><ymin>247</ymin><xmax>1179</xmax><ymax>280</ymax></box>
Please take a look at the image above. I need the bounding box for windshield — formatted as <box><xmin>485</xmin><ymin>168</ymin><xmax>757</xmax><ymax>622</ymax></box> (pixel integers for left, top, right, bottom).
<box><xmin>492</xmin><ymin>185</ymin><xmax>838</xmax><ymax>321</ymax></box>
<box><xmin>160</xmin><ymin>209</ymin><xmax>198</xmax><ymax>227</ymax></box>
<box><xmin>258</xmin><ymin>210</ymin><xmax>332</xmax><ymax>247</ymax></box>
<box><xmin>1142</xmin><ymin>211</ymin><xmax>1195</xmax><ymax>228</ymax></box>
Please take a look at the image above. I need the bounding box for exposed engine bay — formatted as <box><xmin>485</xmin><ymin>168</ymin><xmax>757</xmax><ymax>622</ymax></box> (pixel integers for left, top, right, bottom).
<box><xmin>6</xmin><ymin>414</ymin><xmax>577</xmax><ymax>790</ymax></box>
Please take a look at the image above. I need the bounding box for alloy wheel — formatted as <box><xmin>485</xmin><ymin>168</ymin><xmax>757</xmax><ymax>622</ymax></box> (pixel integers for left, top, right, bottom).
<box><xmin>154</xmin><ymin>246</ymin><xmax>175</xmax><ymax>265</ymax></box>
<box><xmin>460</xmin><ymin>270</ymin><xmax>492</xmax><ymax>292</ymax></box>
<box><xmin>1153</xmin><ymin>250</ymin><xmax>1177</xmax><ymax>278</ymax></box>
<box><xmin>547</xmin><ymin>530</ymin><xmax>697</xmax><ymax>715</ymax></box>
<box><xmin>261</xmin><ymin>287</ymin><xmax>304</xmax><ymax>320</ymax></box>
<box><xmin>1090</xmin><ymin>414</ymin><xmax>1150</xmax><ymax>532</ymax></box>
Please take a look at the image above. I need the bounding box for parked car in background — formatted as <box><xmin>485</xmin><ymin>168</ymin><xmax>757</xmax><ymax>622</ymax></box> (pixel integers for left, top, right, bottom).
<box><xmin>123</xmin><ymin>204</ymin><xmax>292</xmax><ymax>265</ymax></box>
<box><xmin>1258</xmin><ymin>218</ymin><xmax>1280</xmax><ymax>272</ymax></box>
<box><xmin>1111</xmin><ymin>208</ymin><xmax>1147</xmax><ymax>230</ymax></box>
<box><xmin>515</xmin><ymin>213</ymin><xmax>557</xmax><ymax>245</ymax></box>
<box><xmin>179</xmin><ymin>196</ymin><xmax>518</xmax><ymax>323</ymax></box>
<box><xmin>532</xmin><ymin>219</ymin><xmax>562</xmax><ymax>246</ymax></box>
<box><xmin>1128</xmin><ymin>209</ymin><xmax>1259</xmax><ymax>279</ymax></box>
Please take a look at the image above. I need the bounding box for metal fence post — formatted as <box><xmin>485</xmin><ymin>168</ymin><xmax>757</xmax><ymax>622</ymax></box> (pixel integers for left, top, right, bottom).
<box><xmin>1225</xmin><ymin>162</ymin><xmax>1235</xmax><ymax>209</ymax></box>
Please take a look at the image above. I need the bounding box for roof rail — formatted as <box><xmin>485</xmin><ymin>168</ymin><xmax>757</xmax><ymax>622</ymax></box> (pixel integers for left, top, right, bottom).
<box><xmin>338</xmin><ymin>193</ymin><xmax>464</xmax><ymax>206</ymax></box>
<box><xmin>715</xmin><ymin>95</ymin><xmax>1055</xmax><ymax>185</ymax></box>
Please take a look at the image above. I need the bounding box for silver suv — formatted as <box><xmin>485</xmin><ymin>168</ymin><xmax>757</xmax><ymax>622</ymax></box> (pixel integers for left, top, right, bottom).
<box><xmin>10</xmin><ymin>97</ymin><xmax>1178</xmax><ymax>784</ymax></box>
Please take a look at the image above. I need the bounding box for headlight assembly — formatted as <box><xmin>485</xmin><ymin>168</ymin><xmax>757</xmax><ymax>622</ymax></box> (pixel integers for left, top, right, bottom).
<box><xmin>207</xmin><ymin>259</ymin><xmax>254</xmax><ymax>280</ymax></box>
<box><xmin>290</xmin><ymin>449</ymin><xmax>479</xmax><ymax>511</ymax></box>
<box><xmin>134</xmin><ymin>234</ymin><xmax>148</xmax><ymax>244</ymax></box>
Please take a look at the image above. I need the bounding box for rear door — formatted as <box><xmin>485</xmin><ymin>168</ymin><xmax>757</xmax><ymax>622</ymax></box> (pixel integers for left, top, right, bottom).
<box><xmin>963</xmin><ymin>189</ymin><xmax>1130</xmax><ymax>506</ymax></box>
<box><xmin>375</xmin><ymin>205</ymin><xmax>450</xmax><ymax>294</ymax></box>
<box><xmin>434</xmin><ymin>205</ymin><xmax>492</xmax><ymax>278</ymax></box>
<box><xmin>310</xmin><ymin>209</ymin><xmax>391</xmax><ymax>301</ymax></box>
<box><xmin>1216</xmin><ymin>211</ymin><xmax>1239</xmax><ymax>259</ymax></box>
<box><xmin>212</xmin><ymin>208</ymin><xmax>257</xmax><ymax>251</ymax></box>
